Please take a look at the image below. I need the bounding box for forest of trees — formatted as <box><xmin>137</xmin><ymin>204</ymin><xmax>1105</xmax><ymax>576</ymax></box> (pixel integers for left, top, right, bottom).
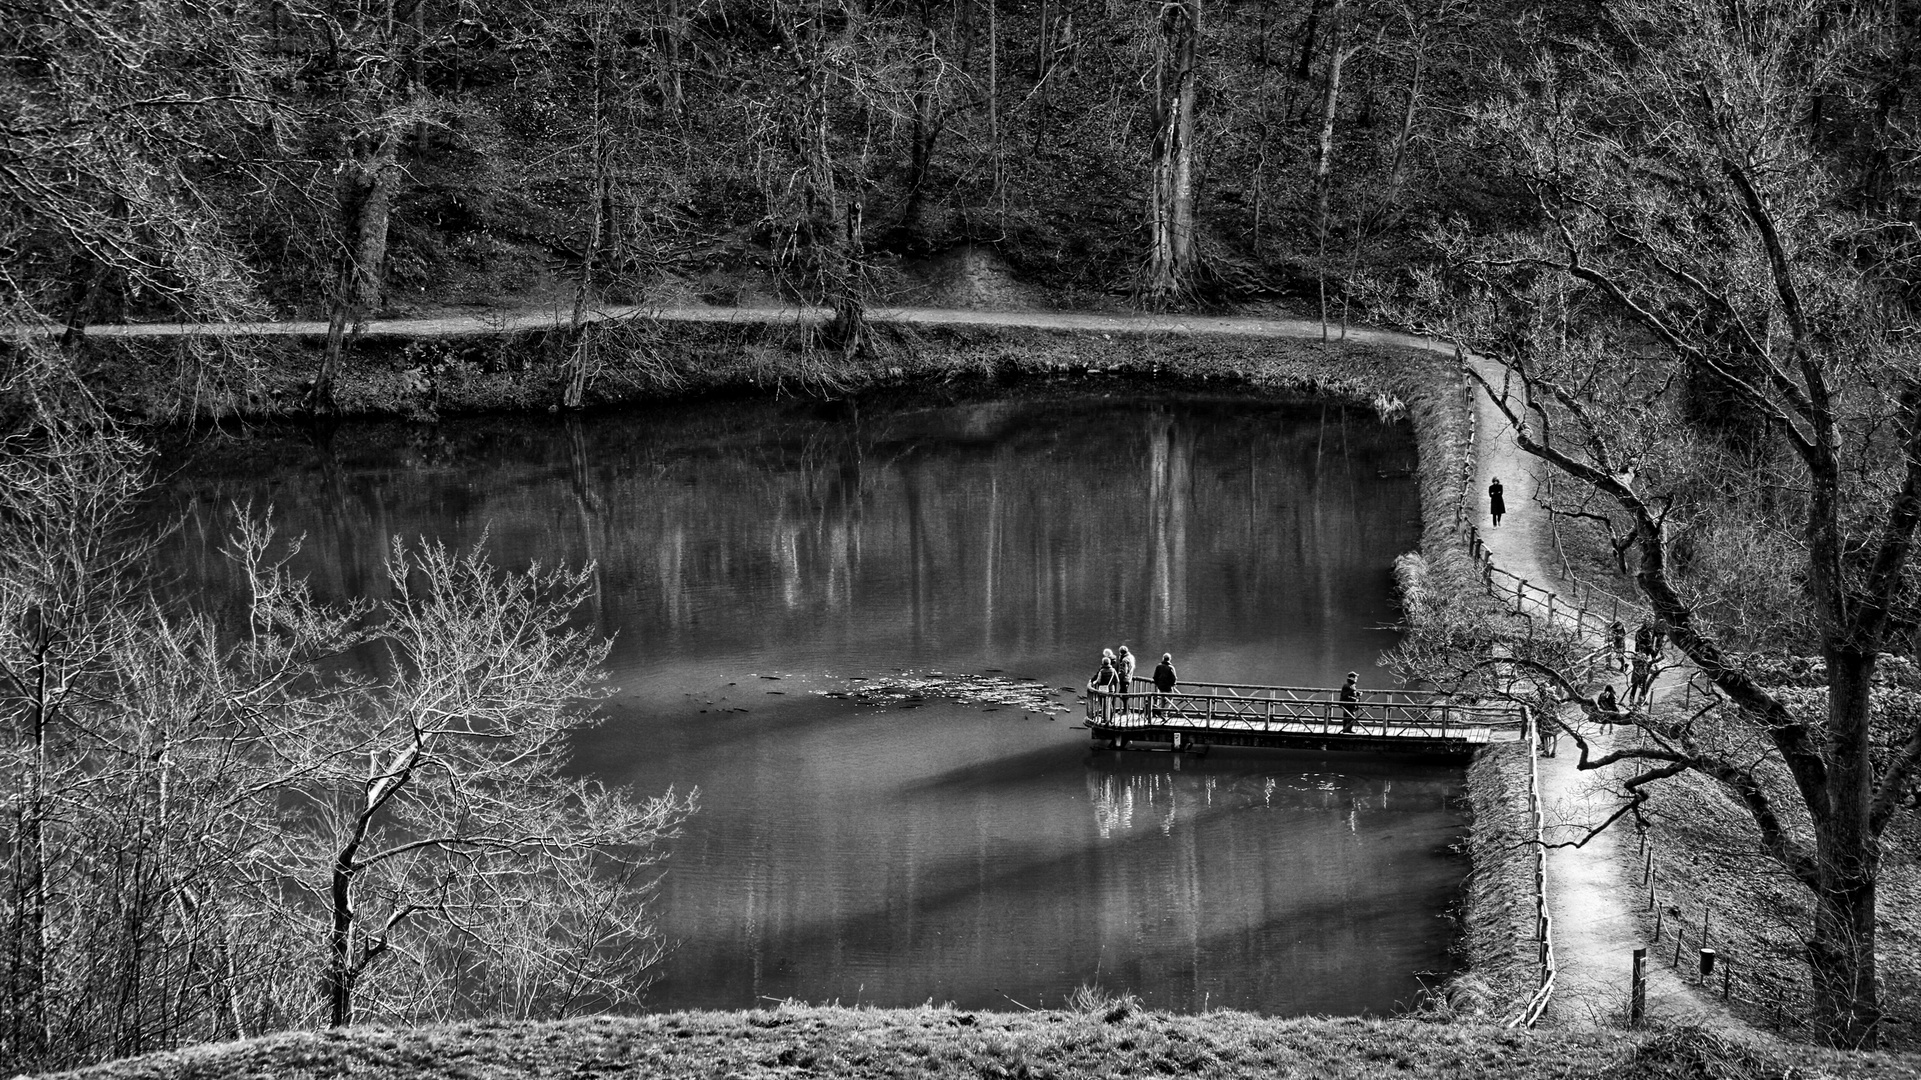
<box><xmin>4</xmin><ymin>0</ymin><xmax>1921</xmax><ymax>1063</ymax></box>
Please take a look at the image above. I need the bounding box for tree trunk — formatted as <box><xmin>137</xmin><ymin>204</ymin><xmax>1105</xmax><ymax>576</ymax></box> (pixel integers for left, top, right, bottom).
<box><xmin>1368</xmin><ymin>50</ymin><xmax>1422</xmax><ymax>233</ymax></box>
<box><xmin>987</xmin><ymin>0</ymin><xmax>1002</xmax><ymax>222</ymax></box>
<box><xmin>1142</xmin><ymin>0</ymin><xmax>1200</xmax><ymax>306</ymax></box>
<box><xmin>1312</xmin><ymin>0</ymin><xmax>1346</xmax><ymax>338</ymax></box>
<box><xmin>1294</xmin><ymin>0</ymin><xmax>1325</xmax><ymax>84</ymax></box>
<box><xmin>565</xmin><ymin>5</ymin><xmax>612</xmax><ymax>410</ymax></box>
<box><xmin>312</xmin><ymin>129</ymin><xmax>403</xmax><ymax>417</ymax></box>
<box><xmin>1808</xmin><ymin>647</ymin><xmax>1883</xmax><ymax>1047</ymax></box>
<box><xmin>325</xmin><ymin>848</ymin><xmax>355</xmax><ymax>1027</ymax></box>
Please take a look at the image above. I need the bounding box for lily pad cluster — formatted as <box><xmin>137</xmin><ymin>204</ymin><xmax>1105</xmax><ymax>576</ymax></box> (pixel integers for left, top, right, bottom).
<box><xmin>816</xmin><ymin>670</ymin><xmax>1073</xmax><ymax>714</ymax></box>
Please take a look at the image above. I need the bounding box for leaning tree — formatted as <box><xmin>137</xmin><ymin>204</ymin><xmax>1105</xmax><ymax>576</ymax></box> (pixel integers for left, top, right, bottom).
<box><xmin>1397</xmin><ymin>0</ymin><xmax>1921</xmax><ymax>1048</ymax></box>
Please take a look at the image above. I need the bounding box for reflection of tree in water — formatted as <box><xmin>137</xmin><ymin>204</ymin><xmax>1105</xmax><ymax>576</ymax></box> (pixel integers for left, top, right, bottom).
<box><xmin>1143</xmin><ymin>408</ymin><xmax>1193</xmax><ymax>640</ymax></box>
<box><xmin>1085</xmin><ymin>760</ymin><xmax>1459</xmax><ymax>840</ymax></box>
<box><xmin>150</xmin><ymin>395</ymin><xmax>1418</xmax><ymax>674</ymax></box>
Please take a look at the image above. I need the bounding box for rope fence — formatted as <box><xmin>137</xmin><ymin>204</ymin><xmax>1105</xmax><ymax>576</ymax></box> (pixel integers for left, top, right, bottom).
<box><xmin>1505</xmin><ymin>730</ymin><xmax>1557</xmax><ymax>1028</ymax></box>
<box><xmin>1629</xmin><ymin>826</ymin><xmax>1815</xmax><ymax>1037</ymax></box>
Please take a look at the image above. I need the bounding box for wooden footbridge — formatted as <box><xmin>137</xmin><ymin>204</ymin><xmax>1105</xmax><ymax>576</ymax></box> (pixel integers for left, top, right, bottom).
<box><xmin>1084</xmin><ymin>678</ymin><xmax>1528</xmax><ymax>757</ymax></box>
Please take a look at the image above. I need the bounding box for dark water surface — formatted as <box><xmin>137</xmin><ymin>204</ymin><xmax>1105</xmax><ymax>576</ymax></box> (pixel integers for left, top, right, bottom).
<box><xmin>153</xmin><ymin>390</ymin><xmax>1463</xmax><ymax>1015</ymax></box>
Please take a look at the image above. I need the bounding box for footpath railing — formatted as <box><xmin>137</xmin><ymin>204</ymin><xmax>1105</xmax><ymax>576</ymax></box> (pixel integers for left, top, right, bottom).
<box><xmin>1506</xmin><ymin>728</ymin><xmax>1557</xmax><ymax>1028</ymax></box>
<box><xmin>1083</xmin><ymin>679</ymin><xmax>1526</xmax><ymax>739</ymax></box>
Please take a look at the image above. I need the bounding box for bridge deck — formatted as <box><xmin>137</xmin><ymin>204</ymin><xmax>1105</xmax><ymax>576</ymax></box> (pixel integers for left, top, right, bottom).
<box><xmin>1084</xmin><ymin>678</ymin><xmax>1527</xmax><ymax>755</ymax></box>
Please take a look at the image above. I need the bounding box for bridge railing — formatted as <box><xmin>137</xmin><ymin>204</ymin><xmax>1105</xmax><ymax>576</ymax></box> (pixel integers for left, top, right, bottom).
<box><xmin>1084</xmin><ymin>681</ymin><xmax>1526</xmax><ymax>739</ymax></box>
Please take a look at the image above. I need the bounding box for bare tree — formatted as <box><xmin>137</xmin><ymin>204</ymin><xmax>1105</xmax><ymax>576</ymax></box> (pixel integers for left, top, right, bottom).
<box><xmin>1395</xmin><ymin>0</ymin><xmax>1921</xmax><ymax>1046</ymax></box>
<box><xmin>227</xmin><ymin>523</ymin><xmax>693</xmax><ymax>1028</ymax></box>
<box><xmin>0</xmin><ymin>0</ymin><xmax>271</xmax><ymax>336</ymax></box>
<box><xmin>0</xmin><ymin>362</ymin><xmax>692</xmax><ymax>1067</ymax></box>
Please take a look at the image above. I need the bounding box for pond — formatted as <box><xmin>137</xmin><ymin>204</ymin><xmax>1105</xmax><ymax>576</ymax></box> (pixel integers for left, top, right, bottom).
<box><xmin>153</xmin><ymin>387</ymin><xmax>1464</xmax><ymax>1016</ymax></box>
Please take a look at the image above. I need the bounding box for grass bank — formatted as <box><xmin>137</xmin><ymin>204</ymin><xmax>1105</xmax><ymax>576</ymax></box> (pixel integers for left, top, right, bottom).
<box><xmin>42</xmin><ymin>1004</ymin><xmax>1921</xmax><ymax>1080</ymax></box>
<box><xmin>78</xmin><ymin>319</ymin><xmax>1414</xmax><ymax>426</ymax></box>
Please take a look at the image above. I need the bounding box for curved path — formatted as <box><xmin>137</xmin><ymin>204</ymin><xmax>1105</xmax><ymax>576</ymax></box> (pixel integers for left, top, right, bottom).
<box><xmin>75</xmin><ymin>301</ymin><xmax>1725</xmax><ymax>1029</ymax></box>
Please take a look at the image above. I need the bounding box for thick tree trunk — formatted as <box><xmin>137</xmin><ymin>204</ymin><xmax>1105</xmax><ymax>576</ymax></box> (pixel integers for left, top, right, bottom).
<box><xmin>1312</xmin><ymin>0</ymin><xmax>1346</xmax><ymax>337</ymax></box>
<box><xmin>325</xmin><ymin>848</ymin><xmax>357</xmax><ymax>1027</ymax></box>
<box><xmin>1809</xmin><ymin>648</ymin><xmax>1883</xmax><ymax>1047</ymax></box>
<box><xmin>1142</xmin><ymin>0</ymin><xmax>1200</xmax><ymax>305</ymax></box>
<box><xmin>312</xmin><ymin>130</ymin><xmax>403</xmax><ymax>417</ymax></box>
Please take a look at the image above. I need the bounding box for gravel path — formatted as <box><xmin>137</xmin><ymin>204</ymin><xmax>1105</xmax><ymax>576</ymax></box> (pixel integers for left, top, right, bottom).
<box><xmin>76</xmin><ymin>302</ymin><xmax>1730</xmax><ymax>1030</ymax></box>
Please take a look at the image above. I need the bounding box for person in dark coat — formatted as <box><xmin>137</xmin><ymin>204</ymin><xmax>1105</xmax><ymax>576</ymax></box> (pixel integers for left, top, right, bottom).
<box><xmin>1595</xmin><ymin>684</ymin><xmax>1621</xmax><ymax>734</ymax></box>
<box><xmin>1091</xmin><ymin>655</ymin><xmax>1118</xmax><ymax>692</ymax></box>
<box><xmin>1339</xmin><ymin>671</ymin><xmax>1362</xmax><ymax>732</ymax></box>
<box><xmin>1151</xmin><ymin>653</ymin><xmax>1178</xmax><ymax>721</ymax></box>
<box><xmin>1608</xmin><ymin>619</ymin><xmax>1628</xmax><ymax>671</ymax></box>
<box><xmin>1488</xmin><ymin>477</ymin><xmax>1506</xmax><ymax>527</ymax></box>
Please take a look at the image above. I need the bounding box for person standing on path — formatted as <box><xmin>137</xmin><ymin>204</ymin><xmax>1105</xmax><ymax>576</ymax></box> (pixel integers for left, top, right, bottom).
<box><xmin>1488</xmin><ymin>477</ymin><xmax>1506</xmax><ymax>527</ymax></box>
<box><xmin>1595</xmin><ymin>684</ymin><xmax>1621</xmax><ymax>734</ymax></box>
<box><xmin>1608</xmin><ymin>619</ymin><xmax>1628</xmax><ymax>671</ymax></box>
<box><xmin>1339</xmin><ymin>671</ymin><xmax>1362</xmax><ymax>732</ymax></box>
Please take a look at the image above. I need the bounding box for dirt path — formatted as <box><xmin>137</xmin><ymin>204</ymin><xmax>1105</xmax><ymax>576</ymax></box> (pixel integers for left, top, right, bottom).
<box><xmin>77</xmin><ymin>302</ymin><xmax>1719</xmax><ymax>1029</ymax></box>
<box><xmin>1464</xmin><ymin>358</ymin><xmax>1736</xmax><ymax>1032</ymax></box>
<box><xmin>74</xmin><ymin>302</ymin><xmax>1408</xmax><ymax>343</ymax></box>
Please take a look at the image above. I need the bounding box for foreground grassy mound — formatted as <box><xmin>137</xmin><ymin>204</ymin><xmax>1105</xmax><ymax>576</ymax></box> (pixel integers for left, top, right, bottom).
<box><xmin>41</xmin><ymin>1006</ymin><xmax>1921</xmax><ymax>1080</ymax></box>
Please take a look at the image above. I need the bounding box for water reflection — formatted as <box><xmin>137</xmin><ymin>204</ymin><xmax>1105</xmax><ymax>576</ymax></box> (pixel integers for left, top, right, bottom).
<box><xmin>149</xmin><ymin>391</ymin><xmax>1455</xmax><ymax>1016</ymax></box>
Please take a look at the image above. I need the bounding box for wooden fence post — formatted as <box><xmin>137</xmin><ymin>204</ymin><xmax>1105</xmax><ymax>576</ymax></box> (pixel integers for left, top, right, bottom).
<box><xmin>1631</xmin><ymin>948</ymin><xmax>1647</xmax><ymax>1027</ymax></box>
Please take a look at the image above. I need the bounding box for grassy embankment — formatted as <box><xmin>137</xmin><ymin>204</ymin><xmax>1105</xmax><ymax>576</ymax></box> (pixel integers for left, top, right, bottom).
<box><xmin>42</xmin><ymin>1005</ymin><xmax>1921</xmax><ymax>1080</ymax></box>
<box><xmin>81</xmin><ymin>315</ymin><xmax>1409</xmax><ymax>426</ymax></box>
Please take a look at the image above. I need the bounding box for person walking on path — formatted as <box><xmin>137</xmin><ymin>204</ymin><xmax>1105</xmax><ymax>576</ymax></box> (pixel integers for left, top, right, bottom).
<box><xmin>1608</xmin><ymin>619</ymin><xmax>1628</xmax><ymax>672</ymax></box>
<box><xmin>1627</xmin><ymin>651</ymin><xmax>1653</xmax><ymax>707</ymax></box>
<box><xmin>1488</xmin><ymin>477</ymin><xmax>1506</xmax><ymax>527</ymax></box>
<box><xmin>1339</xmin><ymin>671</ymin><xmax>1362</xmax><ymax>732</ymax></box>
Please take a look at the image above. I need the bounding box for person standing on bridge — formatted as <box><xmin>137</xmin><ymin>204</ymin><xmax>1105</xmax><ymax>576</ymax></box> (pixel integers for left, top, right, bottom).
<box><xmin>1152</xmin><ymin>653</ymin><xmax>1177</xmax><ymax>719</ymax></box>
<box><xmin>1339</xmin><ymin>671</ymin><xmax>1362</xmax><ymax>732</ymax></box>
<box><xmin>1116</xmin><ymin>645</ymin><xmax>1137</xmax><ymax>712</ymax></box>
<box><xmin>1488</xmin><ymin>477</ymin><xmax>1506</xmax><ymax>528</ymax></box>
<box><xmin>1091</xmin><ymin>652</ymin><xmax>1119</xmax><ymax>693</ymax></box>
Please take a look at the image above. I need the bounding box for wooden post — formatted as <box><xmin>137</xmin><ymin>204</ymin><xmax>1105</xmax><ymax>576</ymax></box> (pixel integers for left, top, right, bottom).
<box><xmin>1653</xmin><ymin>904</ymin><xmax>1662</xmax><ymax>938</ymax></box>
<box><xmin>1722</xmin><ymin>961</ymin><xmax>1732</xmax><ymax>1001</ymax></box>
<box><xmin>1630</xmin><ymin>948</ymin><xmax>1647</xmax><ymax>1028</ymax></box>
<box><xmin>1702</xmin><ymin>904</ymin><xmax>1711</xmax><ymax>949</ymax></box>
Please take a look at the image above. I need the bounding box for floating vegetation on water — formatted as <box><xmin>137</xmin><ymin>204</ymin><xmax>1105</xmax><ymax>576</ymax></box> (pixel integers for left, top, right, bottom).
<box><xmin>816</xmin><ymin>670</ymin><xmax>1073</xmax><ymax>714</ymax></box>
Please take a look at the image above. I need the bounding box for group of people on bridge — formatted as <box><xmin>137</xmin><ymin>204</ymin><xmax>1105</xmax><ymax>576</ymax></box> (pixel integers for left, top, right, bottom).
<box><xmin>1089</xmin><ymin>646</ymin><xmax>1177</xmax><ymax>698</ymax></box>
<box><xmin>1088</xmin><ymin>649</ymin><xmax>1368</xmax><ymax>732</ymax></box>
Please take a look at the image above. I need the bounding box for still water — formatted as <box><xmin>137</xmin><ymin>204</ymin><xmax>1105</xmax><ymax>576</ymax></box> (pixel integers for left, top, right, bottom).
<box><xmin>154</xmin><ymin>389</ymin><xmax>1464</xmax><ymax>1015</ymax></box>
